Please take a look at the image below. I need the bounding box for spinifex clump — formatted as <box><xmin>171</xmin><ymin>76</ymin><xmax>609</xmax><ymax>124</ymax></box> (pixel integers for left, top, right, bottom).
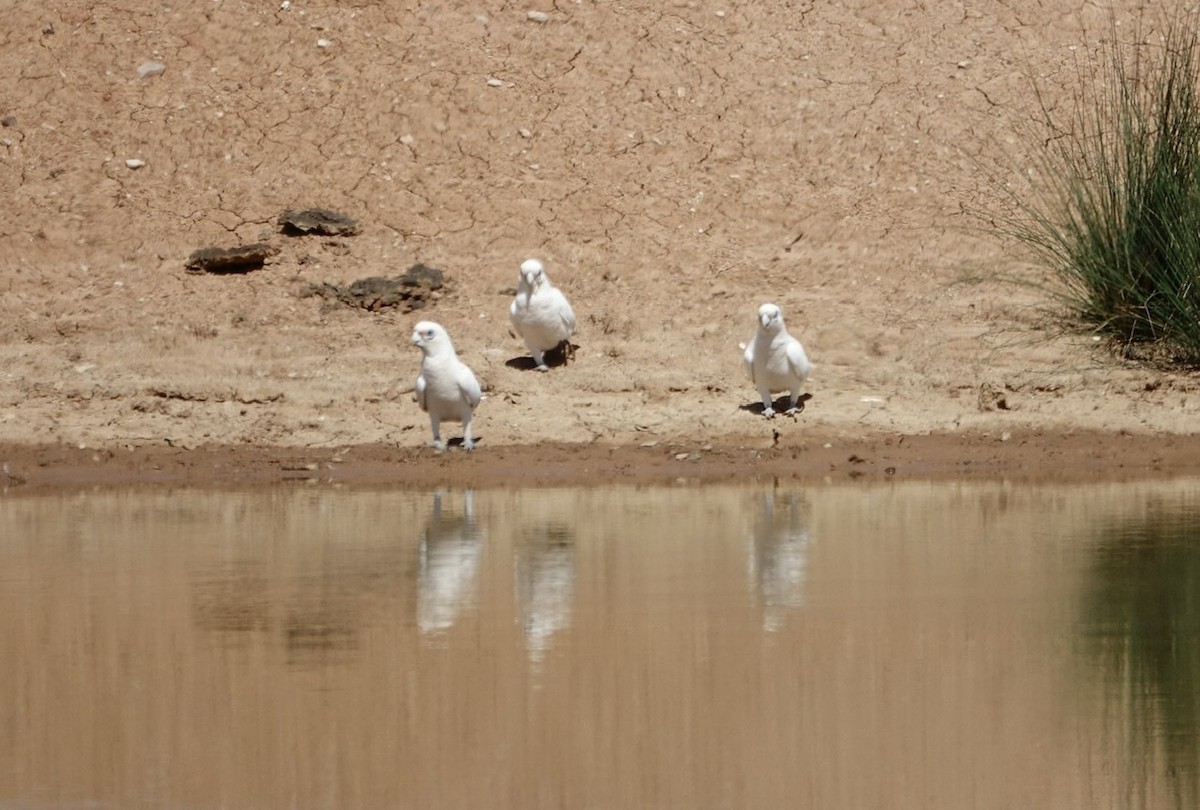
<box><xmin>1010</xmin><ymin>13</ymin><xmax>1200</xmax><ymax>365</ymax></box>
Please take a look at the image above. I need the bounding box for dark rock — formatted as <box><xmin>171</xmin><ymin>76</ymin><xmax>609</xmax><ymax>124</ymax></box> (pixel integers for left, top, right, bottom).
<box><xmin>300</xmin><ymin>263</ymin><xmax>444</xmax><ymax>312</ymax></box>
<box><xmin>278</xmin><ymin>207</ymin><xmax>361</xmax><ymax>237</ymax></box>
<box><xmin>185</xmin><ymin>243</ymin><xmax>279</xmax><ymax>274</ymax></box>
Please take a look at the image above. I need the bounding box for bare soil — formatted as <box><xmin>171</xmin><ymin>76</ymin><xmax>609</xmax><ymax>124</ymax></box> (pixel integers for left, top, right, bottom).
<box><xmin>2</xmin><ymin>1</ymin><xmax>1197</xmax><ymax>489</ymax></box>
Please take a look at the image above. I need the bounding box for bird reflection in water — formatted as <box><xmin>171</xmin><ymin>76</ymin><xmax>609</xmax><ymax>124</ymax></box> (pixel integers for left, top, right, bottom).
<box><xmin>748</xmin><ymin>490</ymin><xmax>811</xmax><ymax>632</ymax></box>
<box><xmin>515</xmin><ymin>524</ymin><xmax>576</xmax><ymax>664</ymax></box>
<box><xmin>417</xmin><ymin>490</ymin><xmax>484</xmax><ymax>635</ymax></box>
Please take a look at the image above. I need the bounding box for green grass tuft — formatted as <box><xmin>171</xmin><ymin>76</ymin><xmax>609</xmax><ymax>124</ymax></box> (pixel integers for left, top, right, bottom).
<box><xmin>1006</xmin><ymin>12</ymin><xmax>1200</xmax><ymax>365</ymax></box>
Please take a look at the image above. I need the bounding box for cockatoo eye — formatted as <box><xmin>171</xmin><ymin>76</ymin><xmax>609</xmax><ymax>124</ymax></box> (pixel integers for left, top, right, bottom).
<box><xmin>425</xmin><ymin>329</ymin><xmax>435</xmax><ymax>339</ymax></box>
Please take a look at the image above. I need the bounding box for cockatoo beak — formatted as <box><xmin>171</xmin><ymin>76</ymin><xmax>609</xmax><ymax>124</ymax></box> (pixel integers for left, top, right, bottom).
<box><xmin>760</xmin><ymin>313</ymin><xmax>772</xmax><ymax>329</ymax></box>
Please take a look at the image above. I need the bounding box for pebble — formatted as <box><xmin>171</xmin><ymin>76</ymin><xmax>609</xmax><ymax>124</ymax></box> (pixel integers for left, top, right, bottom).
<box><xmin>486</xmin><ymin>77</ymin><xmax>505</xmax><ymax>87</ymax></box>
<box><xmin>136</xmin><ymin>61</ymin><xmax>166</xmax><ymax>79</ymax></box>
<box><xmin>674</xmin><ymin>453</ymin><xmax>690</xmax><ymax>461</ymax></box>
<box><xmin>317</xmin><ymin>38</ymin><xmax>333</xmax><ymax>48</ymax></box>
<box><xmin>124</xmin><ymin>158</ymin><xmax>145</xmax><ymax>169</ymax></box>
<box><xmin>527</xmin><ymin>10</ymin><xmax>550</xmax><ymax>22</ymax></box>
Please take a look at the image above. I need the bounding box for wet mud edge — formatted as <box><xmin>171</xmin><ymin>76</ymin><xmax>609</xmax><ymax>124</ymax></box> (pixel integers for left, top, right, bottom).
<box><xmin>3</xmin><ymin>428</ymin><xmax>1200</xmax><ymax>491</ymax></box>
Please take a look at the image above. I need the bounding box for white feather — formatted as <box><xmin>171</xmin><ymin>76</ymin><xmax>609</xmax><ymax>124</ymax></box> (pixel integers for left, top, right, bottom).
<box><xmin>743</xmin><ymin>302</ymin><xmax>812</xmax><ymax>418</ymax></box>
<box><xmin>411</xmin><ymin>321</ymin><xmax>483</xmax><ymax>450</ymax></box>
<box><xmin>509</xmin><ymin>258</ymin><xmax>576</xmax><ymax>371</ymax></box>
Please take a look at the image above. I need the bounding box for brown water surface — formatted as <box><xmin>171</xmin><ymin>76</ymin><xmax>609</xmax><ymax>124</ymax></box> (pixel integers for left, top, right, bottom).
<box><xmin>3</xmin><ymin>479</ymin><xmax>1200</xmax><ymax>809</ymax></box>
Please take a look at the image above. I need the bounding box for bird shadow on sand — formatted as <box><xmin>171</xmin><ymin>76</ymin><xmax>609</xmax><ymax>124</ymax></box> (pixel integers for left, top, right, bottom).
<box><xmin>504</xmin><ymin>341</ymin><xmax>579</xmax><ymax>371</ymax></box>
<box><xmin>442</xmin><ymin>437</ymin><xmax>480</xmax><ymax>450</ymax></box>
<box><xmin>739</xmin><ymin>393</ymin><xmax>813</xmax><ymax>416</ymax></box>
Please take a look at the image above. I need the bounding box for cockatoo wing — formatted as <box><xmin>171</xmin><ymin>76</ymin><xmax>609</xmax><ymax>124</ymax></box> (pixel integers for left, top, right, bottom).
<box><xmin>552</xmin><ymin>289</ymin><xmax>576</xmax><ymax>335</ymax></box>
<box><xmin>509</xmin><ymin>296</ymin><xmax>524</xmax><ymax>332</ymax></box>
<box><xmin>415</xmin><ymin>372</ymin><xmax>429</xmax><ymax>412</ymax></box>
<box><xmin>456</xmin><ymin>362</ymin><xmax>483</xmax><ymax>408</ymax></box>
<box><xmin>785</xmin><ymin>338</ymin><xmax>811</xmax><ymax>380</ymax></box>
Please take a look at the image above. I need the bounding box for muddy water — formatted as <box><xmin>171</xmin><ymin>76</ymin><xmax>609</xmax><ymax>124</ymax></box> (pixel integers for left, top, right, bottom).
<box><xmin>3</xmin><ymin>479</ymin><xmax>1200</xmax><ymax>809</ymax></box>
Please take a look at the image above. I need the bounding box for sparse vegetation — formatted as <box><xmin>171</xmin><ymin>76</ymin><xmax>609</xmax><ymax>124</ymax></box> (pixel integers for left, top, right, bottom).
<box><xmin>1005</xmin><ymin>10</ymin><xmax>1200</xmax><ymax>365</ymax></box>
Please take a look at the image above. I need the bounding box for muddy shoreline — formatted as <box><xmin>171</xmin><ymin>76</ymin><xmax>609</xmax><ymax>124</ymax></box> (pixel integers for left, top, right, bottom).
<box><xmin>4</xmin><ymin>428</ymin><xmax>1198</xmax><ymax>492</ymax></box>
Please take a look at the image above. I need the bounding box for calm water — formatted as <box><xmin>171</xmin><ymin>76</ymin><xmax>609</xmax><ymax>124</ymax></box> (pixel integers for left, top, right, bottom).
<box><xmin>3</xmin><ymin>478</ymin><xmax>1200</xmax><ymax>809</ymax></box>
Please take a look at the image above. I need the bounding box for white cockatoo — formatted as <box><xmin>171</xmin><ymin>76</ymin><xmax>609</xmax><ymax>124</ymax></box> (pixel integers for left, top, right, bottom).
<box><xmin>509</xmin><ymin>258</ymin><xmax>576</xmax><ymax>371</ymax></box>
<box><xmin>411</xmin><ymin>320</ymin><xmax>483</xmax><ymax>450</ymax></box>
<box><xmin>743</xmin><ymin>303</ymin><xmax>813</xmax><ymax>418</ymax></box>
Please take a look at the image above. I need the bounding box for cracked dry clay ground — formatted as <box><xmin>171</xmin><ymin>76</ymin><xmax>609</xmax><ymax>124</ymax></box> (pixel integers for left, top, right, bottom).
<box><xmin>2</xmin><ymin>1</ymin><xmax>1199</xmax><ymax>481</ymax></box>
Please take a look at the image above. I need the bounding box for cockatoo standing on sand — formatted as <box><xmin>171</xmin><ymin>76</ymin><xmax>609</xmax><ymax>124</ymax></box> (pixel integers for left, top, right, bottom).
<box><xmin>509</xmin><ymin>258</ymin><xmax>576</xmax><ymax>371</ymax></box>
<box><xmin>411</xmin><ymin>321</ymin><xmax>483</xmax><ymax>450</ymax></box>
<box><xmin>743</xmin><ymin>303</ymin><xmax>813</xmax><ymax>418</ymax></box>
